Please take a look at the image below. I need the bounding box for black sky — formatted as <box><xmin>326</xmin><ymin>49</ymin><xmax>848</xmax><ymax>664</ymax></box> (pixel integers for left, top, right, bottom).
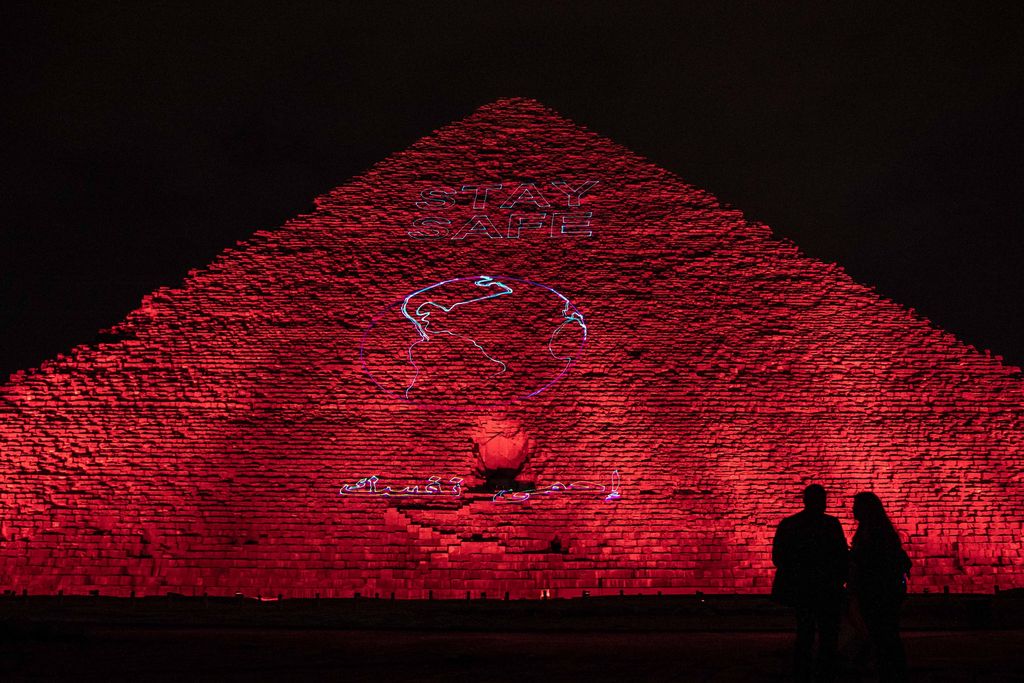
<box><xmin>2</xmin><ymin>3</ymin><xmax>1023</xmax><ymax>376</ymax></box>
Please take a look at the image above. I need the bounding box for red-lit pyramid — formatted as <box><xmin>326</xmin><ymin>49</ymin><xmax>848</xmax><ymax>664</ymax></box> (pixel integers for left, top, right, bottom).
<box><xmin>2</xmin><ymin>99</ymin><xmax>1022</xmax><ymax>598</ymax></box>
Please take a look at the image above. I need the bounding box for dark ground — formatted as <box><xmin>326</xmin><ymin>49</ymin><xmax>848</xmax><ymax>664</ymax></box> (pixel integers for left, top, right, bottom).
<box><xmin>2</xmin><ymin>627</ymin><xmax>1022</xmax><ymax>682</ymax></box>
<box><xmin>1</xmin><ymin>594</ymin><xmax>1022</xmax><ymax>681</ymax></box>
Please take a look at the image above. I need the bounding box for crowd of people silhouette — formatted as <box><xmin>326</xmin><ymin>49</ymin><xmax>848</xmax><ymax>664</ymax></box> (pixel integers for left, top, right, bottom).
<box><xmin>773</xmin><ymin>485</ymin><xmax>911</xmax><ymax>682</ymax></box>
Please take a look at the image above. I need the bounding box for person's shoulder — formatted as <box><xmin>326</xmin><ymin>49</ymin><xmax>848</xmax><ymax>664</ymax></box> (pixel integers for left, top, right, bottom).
<box><xmin>823</xmin><ymin>514</ymin><xmax>845</xmax><ymax>529</ymax></box>
<box><xmin>773</xmin><ymin>514</ymin><xmax>797</xmax><ymax>537</ymax></box>
<box><xmin>777</xmin><ymin>512</ymin><xmax>801</xmax><ymax>526</ymax></box>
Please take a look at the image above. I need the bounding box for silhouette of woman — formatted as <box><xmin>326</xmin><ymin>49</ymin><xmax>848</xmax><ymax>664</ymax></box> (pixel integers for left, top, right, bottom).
<box><xmin>849</xmin><ymin>492</ymin><xmax>912</xmax><ymax>682</ymax></box>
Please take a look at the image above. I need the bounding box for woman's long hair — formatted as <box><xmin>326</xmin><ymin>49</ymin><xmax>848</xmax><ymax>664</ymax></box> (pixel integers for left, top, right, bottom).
<box><xmin>852</xmin><ymin>491</ymin><xmax>902</xmax><ymax>549</ymax></box>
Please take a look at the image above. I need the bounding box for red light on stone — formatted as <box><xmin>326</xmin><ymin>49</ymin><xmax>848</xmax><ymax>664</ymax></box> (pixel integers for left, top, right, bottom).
<box><xmin>0</xmin><ymin>98</ymin><xmax>1022</xmax><ymax>599</ymax></box>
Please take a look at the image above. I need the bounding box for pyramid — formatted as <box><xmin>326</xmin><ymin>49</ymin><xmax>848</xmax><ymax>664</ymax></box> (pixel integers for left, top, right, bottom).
<box><xmin>2</xmin><ymin>98</ymin><xmax>1022</xmax><ymax>598</ymax></box>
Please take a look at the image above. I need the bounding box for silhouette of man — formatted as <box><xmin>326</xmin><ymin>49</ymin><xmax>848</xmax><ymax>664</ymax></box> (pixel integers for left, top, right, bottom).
<box><xmin>772</xmin><ymin>484</ymin><xmax>849</xmax><ymax>682</ymax></box>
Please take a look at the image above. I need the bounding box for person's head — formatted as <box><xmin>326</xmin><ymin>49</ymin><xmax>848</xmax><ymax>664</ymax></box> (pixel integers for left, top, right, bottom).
<box><xmin>852</xmin><ymin>491</ymin><xmax>901</xmax><ymax>544</ymax></box>
<box><xmin>852</xmin><ymin>491</ymin><xmax>889</xmax><ymax>525</ymax></box>
<box><xmin>802</xmin><ymin>484</ymin><xmax>826</xmax><ymax>513</ymax></box>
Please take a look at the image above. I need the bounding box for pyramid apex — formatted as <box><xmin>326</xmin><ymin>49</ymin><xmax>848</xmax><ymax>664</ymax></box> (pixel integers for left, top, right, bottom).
<box><xmin>472</xmin><ymin>97</ymin><xmax>562</xmax><ymax>117</ymax></box>
<box><xmin>479</xmin><ymin>96</ymin><xmax>551</xmax><ymax>108</ymax></box>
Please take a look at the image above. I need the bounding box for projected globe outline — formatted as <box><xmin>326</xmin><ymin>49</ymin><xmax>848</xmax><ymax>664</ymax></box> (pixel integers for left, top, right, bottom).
<box><xmin>360</xmin><ymin>276</ymin><xmax>588</xmax><ymax>406</ymax></box>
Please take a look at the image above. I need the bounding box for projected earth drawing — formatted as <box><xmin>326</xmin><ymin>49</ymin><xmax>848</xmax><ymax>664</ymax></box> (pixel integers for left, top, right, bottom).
<box><xmin>360</xmin><ymin>275</ymin><xmax>588</xmax><ymax>407</ymax></box>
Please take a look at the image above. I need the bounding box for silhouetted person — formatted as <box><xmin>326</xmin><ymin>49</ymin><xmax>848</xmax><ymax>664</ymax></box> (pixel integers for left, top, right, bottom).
<box><xmin>772</xmin><ymin>484</ymin><xmax>849</xmax><ymax>682</ymax></box>
<box><xmin>850</xmin><ymin>492</ymin><xmax>911</xmax><ymax>682</ymax></box>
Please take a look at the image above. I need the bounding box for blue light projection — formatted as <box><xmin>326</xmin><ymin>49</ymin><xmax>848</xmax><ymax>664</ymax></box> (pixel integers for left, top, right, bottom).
<box><xmin>339</xmin><ymin>475</ymin><xmax>464</xmax><ymax>498</ymax></box>
<box><xmin>400</xmin><ymin>276</ymin><xmax>513</xmax><ymax>399</ymax></box>
<box><xmin>492</xmin><ymin>470</ymin><xmax>621</xmax><ymax>503</ymax></box>
<box><xmin>338</xmin><ymin>471</ymin><xmax>621</xmax><ymax>503</ymax></box>
<box><xmin>360</xmin><ymin>275</ymin><xmax>588</xmax><ymax>407</ymax></box>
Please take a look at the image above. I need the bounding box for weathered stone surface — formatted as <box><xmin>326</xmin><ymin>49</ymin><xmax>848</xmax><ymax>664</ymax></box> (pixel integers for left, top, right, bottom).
<box><xmin>1</xmin><ymin>98</ymin><xmax>1021</xmax><ymax>597</ymax></box>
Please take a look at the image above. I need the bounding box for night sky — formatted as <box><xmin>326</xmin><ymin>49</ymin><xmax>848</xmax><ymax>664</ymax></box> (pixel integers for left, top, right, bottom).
<box><xmin>3</xmin><ymin>4</ymin><xmax>1023</xmax><ymax>376</ymax></box>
